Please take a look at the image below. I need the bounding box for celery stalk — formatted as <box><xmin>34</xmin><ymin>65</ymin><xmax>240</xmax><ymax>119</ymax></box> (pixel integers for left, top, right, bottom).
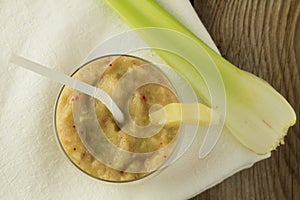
<box><xmin>103</xmin><ymin>0</ymin><xmax>296</xmax><ymax>154</ymax></box>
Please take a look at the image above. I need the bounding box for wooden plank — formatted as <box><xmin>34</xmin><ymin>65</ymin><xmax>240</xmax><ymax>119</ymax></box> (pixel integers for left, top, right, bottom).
<box><xmin>191</xmin><ymin>0</ymin><xmax>300</xmax><ymax>199</ymax></box>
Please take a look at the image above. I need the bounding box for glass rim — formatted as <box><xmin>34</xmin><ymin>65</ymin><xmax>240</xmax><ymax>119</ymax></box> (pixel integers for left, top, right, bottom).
<box><xmin>53</xmin><ymin>54</ymin><xmax>177</xmax><ymax>183</ymax></box>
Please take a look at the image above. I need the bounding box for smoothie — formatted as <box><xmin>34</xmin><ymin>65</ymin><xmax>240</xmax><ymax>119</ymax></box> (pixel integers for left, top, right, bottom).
<box><xmin>55</xmin><ymin>55</ymin><xmax>180</xmax><ymax>182</ymax></box>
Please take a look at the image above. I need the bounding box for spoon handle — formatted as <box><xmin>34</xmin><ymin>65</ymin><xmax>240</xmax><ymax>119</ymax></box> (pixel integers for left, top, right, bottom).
<box><xmin>9</xmin><ymin>54</ymin><xmax>124</xmax><ymax>123</ymax></box>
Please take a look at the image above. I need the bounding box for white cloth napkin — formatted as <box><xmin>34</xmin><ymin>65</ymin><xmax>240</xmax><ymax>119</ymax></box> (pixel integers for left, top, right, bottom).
<box><xmin>0</xmin><ymin>0</ymin><xmax>270</xmax><ymax>199</ymax></box>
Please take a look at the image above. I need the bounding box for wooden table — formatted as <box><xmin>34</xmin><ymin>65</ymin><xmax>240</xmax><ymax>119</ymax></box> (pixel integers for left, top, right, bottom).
<box><xmin>190</xmin><ymin>0</ymin><xmax>299</xmax><ymax>199</ymax></box>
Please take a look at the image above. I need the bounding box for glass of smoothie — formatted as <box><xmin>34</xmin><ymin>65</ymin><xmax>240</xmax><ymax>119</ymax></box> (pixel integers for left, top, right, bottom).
<box><xmin>54</xmin><ymin>54</ymin><xmax>199</xmax><ymax>183</ymax></box>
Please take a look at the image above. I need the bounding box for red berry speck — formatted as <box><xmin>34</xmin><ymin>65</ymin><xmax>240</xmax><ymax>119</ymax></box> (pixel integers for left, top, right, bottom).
<box><xmin>141</xmin><ymin>95</ymin><xmax>147</xmax><ymax>102</ymax></box>
<box><xmin>101</xmin><ymin>118</ymin><xmax>107</xmax><ymax>124</ymax></box>
<box><xmin>71</xmin><ymin>95</ymin><xmax>79</xmax><ymax>101</ymax></box>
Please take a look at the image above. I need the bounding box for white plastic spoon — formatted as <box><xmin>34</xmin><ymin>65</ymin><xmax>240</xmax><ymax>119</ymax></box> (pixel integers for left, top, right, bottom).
<box><xmin>9</xmin><ymin>54</ymin><xmax>221</xmax><ymax>160</ymax></box>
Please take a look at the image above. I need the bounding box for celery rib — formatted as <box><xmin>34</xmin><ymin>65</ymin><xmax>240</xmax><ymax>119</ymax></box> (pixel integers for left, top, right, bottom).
<box><xmin>103</xmin><ymin>0</ymin><xmax>296</xmax><ymax>154</ymax></box>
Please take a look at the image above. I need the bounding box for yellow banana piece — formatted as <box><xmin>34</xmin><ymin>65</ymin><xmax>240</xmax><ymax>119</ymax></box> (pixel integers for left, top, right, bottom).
<box><xmin>149</xmin><ymin>103</ymin><xmax>219</xmax><ymax>126</ymax></box>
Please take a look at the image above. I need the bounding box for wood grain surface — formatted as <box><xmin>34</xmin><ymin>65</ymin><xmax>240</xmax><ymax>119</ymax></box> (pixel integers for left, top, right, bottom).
<box><xmin>190</xmin><ymin>0</ymin><xmax>300</xmax><ymax>199</ymax></box>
